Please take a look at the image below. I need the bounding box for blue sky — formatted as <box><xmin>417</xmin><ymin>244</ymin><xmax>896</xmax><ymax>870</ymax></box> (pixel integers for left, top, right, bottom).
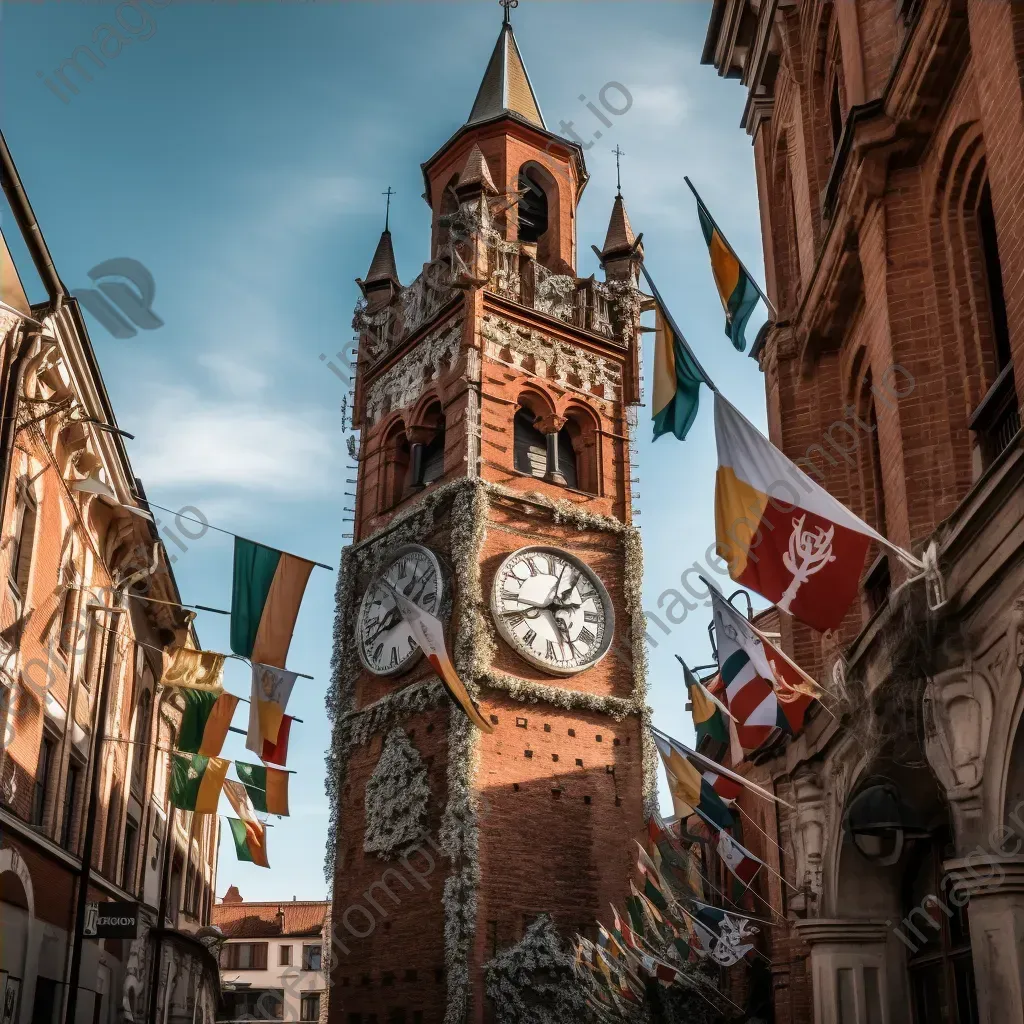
<box><xmin>1</xmin><ymin>0</ymin><xmax>769</xmax><ymax>901</ymax></box>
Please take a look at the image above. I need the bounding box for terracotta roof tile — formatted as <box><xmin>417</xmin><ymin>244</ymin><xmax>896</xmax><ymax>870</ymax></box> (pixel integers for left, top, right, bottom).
<box><xmin>211</xmin><ymin>900</ymin><xmax>329</xmax><ymax>939</ymax></box>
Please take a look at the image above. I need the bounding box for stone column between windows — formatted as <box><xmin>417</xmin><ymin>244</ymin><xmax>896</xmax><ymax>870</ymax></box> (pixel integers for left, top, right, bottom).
<box><xmin>791</xmin><ymin>919</ymin><xmax>892</xmax><ymax>1024</ymax></box>
<box><xmin>946</xmin><ymin>854</ymin><xmax>1024</xmax><ymax>1024</ymax></box>
<box><xmin>533</xmin><ymin>413</ymin><xmax>568</xmax><ymax>486</ymax></box>
<box><xmin>406</xmin><ymin>426</ymin><xmax>434</xmax><ymax>491</ymax></box>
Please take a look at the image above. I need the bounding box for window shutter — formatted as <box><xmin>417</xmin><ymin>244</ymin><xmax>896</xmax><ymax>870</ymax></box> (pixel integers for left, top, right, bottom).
<box><xmin>254</xmin><ymin>942</ymin><xmax>268</xmax><ymax>970</ymax></box>
<box><xmin>513</xmin><ymin>411</ymin><xmax>547</xmax><ymax>479</ymax></box>
<box><xmin>557</xmin><ymin>430</ymin><xmax>578</xmax><ymax>490</ymax></box>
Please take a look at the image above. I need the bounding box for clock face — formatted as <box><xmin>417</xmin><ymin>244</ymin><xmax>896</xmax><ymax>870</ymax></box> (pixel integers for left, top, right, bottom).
<box><xmin>490</xmin><ymin>546</ymin><xmax>614</xmax><ymax>676</ymax></box>
<box><xmin>357</xmin><ymin>544</ymin><xmax>445</xmax><ymax>677</ymax></box>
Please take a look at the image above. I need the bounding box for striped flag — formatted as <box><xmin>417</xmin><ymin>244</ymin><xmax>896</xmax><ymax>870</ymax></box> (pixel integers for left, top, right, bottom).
<box><xmin>717</xmin><ymin>829</ymin><xmax>765</xmax><ymax>888</ymax></box>
<box><xmin>234</xmin><ymin>761</ymin><xmax>289</xmax><ymax>816</ymax></box>
<box><xmin>231</xmin><ymin>537</ymin><xmax>314</xmax><ymax>668</ymax></box>
<box><xmin>170</xmin><ymin>753</ymin><xmax>228</xmax><ymax>813</ymax></box>
<box><xmin>711</xmin><ymin>587</ymin><xmax>816</xmax><ymax>751</ymax></box>
<box><xmin>177</xmin><ymin>690</ymin><xmax>238</xmax><ymax>757</ymax></box>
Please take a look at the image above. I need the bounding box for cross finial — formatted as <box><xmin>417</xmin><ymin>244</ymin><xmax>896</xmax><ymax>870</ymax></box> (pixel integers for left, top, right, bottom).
<box><xmin>500</xmin><ymin>0</ymin><xmax>518</xmax><ymax>25</ymax></box>
<box><xmin>613</xmin><ymin>146</ymin><xmax>625</xmax><ymax>195</ymax></box>
<box><xmin>383</xmin><ymin>186</ymin><xmax>395</xmax><ymax>231</ymax></box>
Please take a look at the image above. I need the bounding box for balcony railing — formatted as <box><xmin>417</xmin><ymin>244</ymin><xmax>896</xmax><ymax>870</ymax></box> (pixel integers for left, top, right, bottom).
<box><xmin>970</xmin><ymin>363</ymin><xmax>1021</xmax><ymax>468</ymax></box>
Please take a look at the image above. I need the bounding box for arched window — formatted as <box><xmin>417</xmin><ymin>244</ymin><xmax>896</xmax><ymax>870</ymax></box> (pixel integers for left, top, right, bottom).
<box><xmin>513</xmin><ymin>408</ymin><xmax>579</xmax><ymax>489</ymax></box>
<box><xmin>57</xmin><ymin>564</ymin><xmax>78</xmax><ymax>657</ymax></box>
<box><xmin>514</xmin><ymin>408</ymin><xmax>548</xmax><ymax>479</ymax></box>
<box><xmin>829</xmin><ymin>77</ymin><xmax>843</xmax><ymax>152</ymax></box>
<box><xmin>132</xmin><ymin>689</ymin><xmax>152</xmax><ymax>793</ymax></box>
<box><xmin>977</xmin><ymin>182</ymin><xmax>1011</xmax><ymax>372</ymax></box>
<box><xmin>8</xmin><ymin>478</ymin><xmax>37</xmax><ymax>606</ymax></box>
<box><xmin>381</xmin><ymin>424</ymin><xmax>412</xmax><ymax>510</ymax></box>
<box><xmin>555</xmin><ymin>427</ymin><xmax>578</xmax><ymax>490</ymax></box>
<box><xmin>517</xmin><ymin>169</ymin><xmax>549</xmax><ymax>244</ymax></box>
<box><xmin>421</xmin><ymin>422</ymin><xmax>446</xmax><ymax>486</ymax></box>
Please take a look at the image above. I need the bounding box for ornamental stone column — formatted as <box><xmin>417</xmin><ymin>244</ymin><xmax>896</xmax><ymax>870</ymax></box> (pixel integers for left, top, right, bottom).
<box><xmin>946</xmin><ymin>854</ymin><xmax>1024</xmax><ymax>1024</ymax></box>
<box><xmin>792</xmin><ymin>919</ymin><xmax>894</xmax><ymax>1024</ymax></box>
<box><xmin>533</xmin><ymin>413</ymin><xmax>568</xmax><ymax>486</ymax></box>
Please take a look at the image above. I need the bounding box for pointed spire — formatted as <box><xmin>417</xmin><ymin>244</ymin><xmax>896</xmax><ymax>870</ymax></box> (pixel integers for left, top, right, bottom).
<box><xmin>467</xmin><ymin>19</ymin><xmax>546</xmax><ymax>130</ymax></box>
<box><xmin>457</xmin><ymin>144</ymin><xmax>499</xmax><ymax>196</ymax></box>
<box><xmin>601</xmin><ymin>193</ymin><xmax>637</xmax><ymax>258</ymax></box>
<box><xmin>358</xmin><ymin>229</ymin><xmax>400</xmax><ymax>301</ymax></box>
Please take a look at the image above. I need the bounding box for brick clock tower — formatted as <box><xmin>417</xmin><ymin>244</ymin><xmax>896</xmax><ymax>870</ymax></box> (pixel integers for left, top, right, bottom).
<box><xmin>327</xmin><ymin>10</ymin><xmax>650</xmax><ymax>1022</ymax></box>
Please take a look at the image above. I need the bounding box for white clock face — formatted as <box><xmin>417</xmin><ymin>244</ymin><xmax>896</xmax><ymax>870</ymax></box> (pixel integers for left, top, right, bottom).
<box><xmin>490</xmin><ymin>546</ymin><xmax>614</xmax><ymax>676</ymax></box>
<box><xmin>357</xmin><ymin>544</ymin><xmax>444</xmax><ymax>677</ymax></box>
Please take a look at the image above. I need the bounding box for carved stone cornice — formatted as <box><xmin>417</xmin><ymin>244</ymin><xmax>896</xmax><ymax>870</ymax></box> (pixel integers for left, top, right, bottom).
<box><xmin>793</xmin><ymin>918</ymin><xmax>890</xmax><ymax>946</ymax></box>
<box><xmin>944</xmin><ymin>856</ymin><xmax>1024</xmax><ymax>899</ymax></box>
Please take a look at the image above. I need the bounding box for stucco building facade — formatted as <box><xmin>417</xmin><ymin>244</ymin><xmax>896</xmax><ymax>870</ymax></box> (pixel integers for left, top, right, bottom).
<box><xmin>701</xmin><ymin>0</ymin><xmax>1024</xmax><ymax>1022</ymax></box>
<box><xmin>0</xmin><ymin>133</ymin><xmax>220</xmax><ymax>1024</ymax></box>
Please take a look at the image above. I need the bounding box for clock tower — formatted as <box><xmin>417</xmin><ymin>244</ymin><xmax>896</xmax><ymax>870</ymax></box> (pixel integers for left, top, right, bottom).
<box><xmin>327</xmin><ymin>10</ymin><xmax>650</xmax><ymax>1022</ymax></box>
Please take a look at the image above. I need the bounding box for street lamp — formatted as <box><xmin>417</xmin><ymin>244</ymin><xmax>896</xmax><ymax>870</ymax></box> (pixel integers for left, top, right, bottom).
<box><xmin>844</xmin><ymin>778</ymin><xmax>931</xmax><ymax>866</ymax></box>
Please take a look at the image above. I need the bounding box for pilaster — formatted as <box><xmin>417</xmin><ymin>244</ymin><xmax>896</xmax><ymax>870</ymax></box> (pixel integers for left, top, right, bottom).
<box><xmin>946</xmin><ymin>855</ymin><xmax>1024</xmax><ymax>1024</ymax></box>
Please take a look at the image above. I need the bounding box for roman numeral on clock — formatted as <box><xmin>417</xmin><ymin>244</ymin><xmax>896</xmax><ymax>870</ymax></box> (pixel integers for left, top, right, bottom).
<box><xmin>390</xmin><ymin>646</ymin><xmax>399</xmax><ymax>667</ymax></box>
<box><xmin>578</xmin><ymin>627</ymin><xmax>595</xmax><ymax>647</ymax></box>
<box><xmin>546</xmin><ymin>640</ymin><xmax>557</xmax><ymax>660</ymax></box>
<box><xmin>523</xmin><ymin>628</ymin><xmax>537</xmax><ymax>647</ymax></box>
<box><xmin>583</xmin><ymin>610</ymin><xmax>599</xmax><ymax>623</ymax></box>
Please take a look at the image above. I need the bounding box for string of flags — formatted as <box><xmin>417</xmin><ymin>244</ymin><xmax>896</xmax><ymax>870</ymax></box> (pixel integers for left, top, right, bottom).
<box><xmin>153</xmin><ymin>533</ymin><xmax>327</xmax><ymax>869</ymax></box>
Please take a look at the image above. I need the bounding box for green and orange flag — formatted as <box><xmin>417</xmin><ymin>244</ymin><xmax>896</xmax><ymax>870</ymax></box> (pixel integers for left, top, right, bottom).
<box><xmin>230</xmin><ymin>537</ymin><xmax>314</xmax><ymax>669</ymax></box>
<box><xmin>170</xmin><ymin>753</ymin><xmax>229</xmax><ymax>814</ymax></box>
<box><xmin>234</xmin><ymin>761</ymin><xmax>290</xmax><ymax>816</ymax></box>
<box><xmin>227</xmin><ymin>816</ymin><xmax>270</xmax><ymax>868</ymax></box>
<box><xmin>177</xmin><ymin>690</ymin><xmax>238</xmax><ymax>757</ymax></box>
<box><xmin>688</xmin><ymin>180</ymin><xmax>762</xmax><ymax>353</ymax></box>
<box><xmin>641</xmin><ymin>265</ymin><xmax>715</xmax><ymax>444</ymax></box>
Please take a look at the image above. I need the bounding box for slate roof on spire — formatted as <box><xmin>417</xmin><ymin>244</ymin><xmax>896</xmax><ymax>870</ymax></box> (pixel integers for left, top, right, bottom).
<box><xmin>458</xmin><ymin>144</ymin><xmax>498</xmax><ymax>194</ymax></box>
<box><xmin>601</xmin><ymin>193</ymin><xmax>637</xmax><ymax>257</ymax></box>
<box><xmin>467</xmin><ymin>21</ymin><xmax>546</xmax><ymax>130</ymax></box>
<box><xmin>363</xmin><ymin>229</ymin><xmax>400</xmax><ymax>288</ymax></box>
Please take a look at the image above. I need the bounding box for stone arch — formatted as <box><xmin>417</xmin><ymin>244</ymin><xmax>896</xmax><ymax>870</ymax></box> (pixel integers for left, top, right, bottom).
<box><xmin>514</xmin><ymin>161</ymin><xmax>561</xmax><ymax>270</ymax></box>
<box><xmin>559</xmin><ymin>400</ymin><xmax>602</xmax><ymax>495</ymax></box>
<box><xmin>514</xmin><ymin>381</ymin><xmax>557</xmax><ymax>422</ymax></box>
<box><xmin>376</xmin><ymin>414</ymin><xmax>412</xmax><ymax>511</ymax></box>
<box><xmin>0</xmin><ymin>846</ymin><xmax>38</xmax><ymax>1024</ymax></box>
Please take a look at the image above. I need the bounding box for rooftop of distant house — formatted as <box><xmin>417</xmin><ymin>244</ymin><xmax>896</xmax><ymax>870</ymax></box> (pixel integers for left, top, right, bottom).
<box><xmin>211</xmin><ymin>886</ymin><xmax>330</xmax><ymax>939</ymax></box>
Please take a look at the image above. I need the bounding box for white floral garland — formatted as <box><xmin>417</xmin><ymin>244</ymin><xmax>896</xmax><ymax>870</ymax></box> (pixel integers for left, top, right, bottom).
<box><xmin>484</xmin><ymin>914</ymin><xmax>592</xmax><ymax>1024</ymax></box>
<box><xmin>363</xmin><ymin>726</ymin><xmax>431</xmax><ymax>859</ymax></box>
<box><xmin>325</xmin><ymin>476</ymin><xmax>654</xmax><ymax>1020</ymax></box>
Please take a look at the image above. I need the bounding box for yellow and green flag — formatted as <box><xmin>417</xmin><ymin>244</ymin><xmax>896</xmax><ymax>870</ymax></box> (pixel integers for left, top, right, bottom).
<box><xmin>177</xmin><ymin>690</ymin><xmax>238</xmax><ymax>757</ymax></box>
<box><xmin>230</xmin><ymin>537</ymin><xmax>314</xmax><ymax>668</ymax></box>
<box><xmin>678</xmin><ymin>657</ymin><xmax>728</xmax><ymax>747</ymax></box>
<box><xmin>234</xmin><ymin>760</ymin><xmax>290</xmax><ymax>816</ymax></box>
<box><xmin>170</xmin><ymin>753</ymin><xmax>229</xmax><ymax>814</ymax></box>
<box><xmin>642</xmin><ymin>265</ymin><xmax>713</xmax><ymax>443</ymax></box>
<box><xmin>695</xmin><ymin>199</ymin><xmax>762</xmax><ymax>352</ymax></box>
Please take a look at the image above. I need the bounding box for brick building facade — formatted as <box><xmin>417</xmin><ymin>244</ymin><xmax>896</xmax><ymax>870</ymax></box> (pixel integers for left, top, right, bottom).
<box><xmin>0</xmin><ymin>134</ymin><xmax>220</xmax><ymax>1023</ymax></box>
<box><xmin>326</xmin><ymin>14</ymin><xmax>650</xmax><ymax>1022</ymax></box>
<box><xmin>701</xmin><ymin>0</ymin><xmax>1024</xmax><ymax>1022</ymax></box>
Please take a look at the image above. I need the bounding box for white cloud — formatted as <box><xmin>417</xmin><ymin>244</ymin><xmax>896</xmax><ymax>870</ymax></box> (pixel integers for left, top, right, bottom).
<box><xmin>127</xmin><ymin>382</ymin><xmax>335</xmax><ymax>498</ymax></box>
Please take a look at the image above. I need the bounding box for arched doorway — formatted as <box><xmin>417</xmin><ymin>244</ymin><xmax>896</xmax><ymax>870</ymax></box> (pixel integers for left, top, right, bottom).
<box><xmin>0</xmin><ymin>847</ymin><xmax>37</xmax><ymax>1024</ymax></box>
<box><xmin>827</xmin><ymin>760</ymin><xmax>980</xmax><ymax>1024</ymax></box>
